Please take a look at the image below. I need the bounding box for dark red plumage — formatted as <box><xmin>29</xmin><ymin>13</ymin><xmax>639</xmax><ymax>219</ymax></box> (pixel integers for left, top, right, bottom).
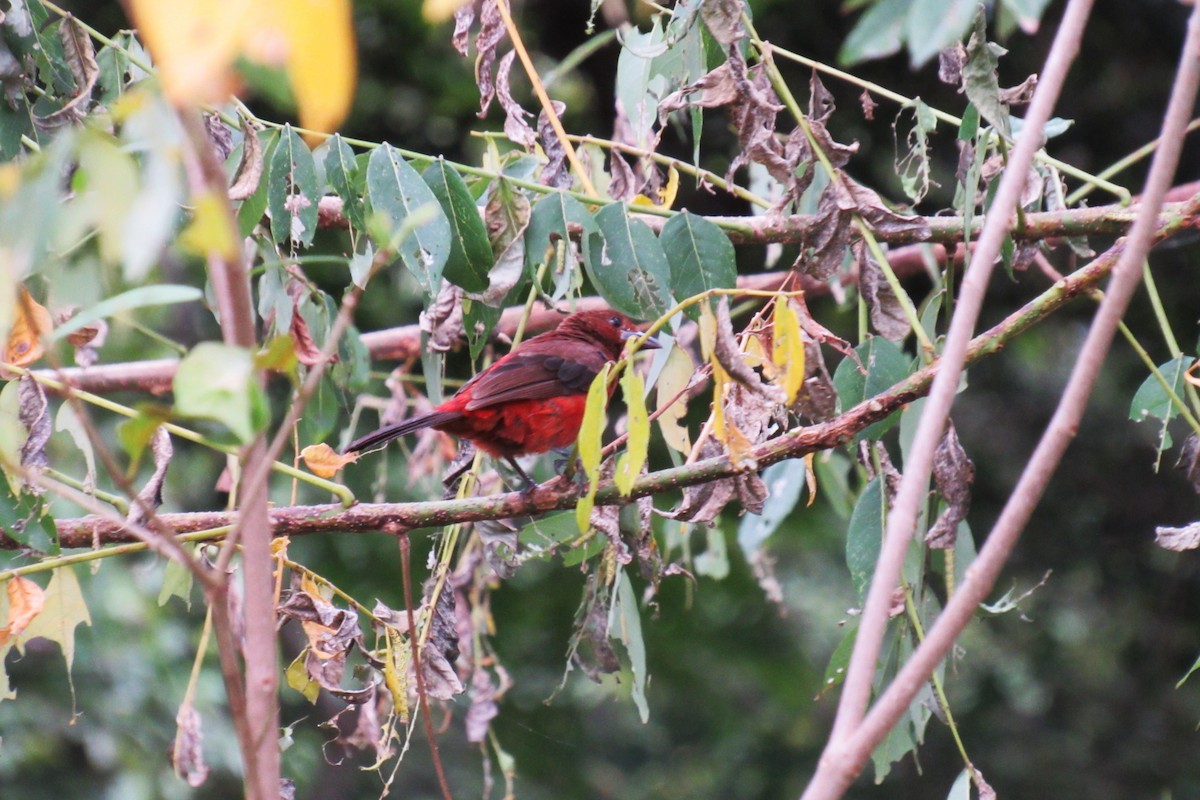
<box><xmin>345</xmin><ymin>310</ymin><xmax>655</xmax><ymax>463</ymax></box>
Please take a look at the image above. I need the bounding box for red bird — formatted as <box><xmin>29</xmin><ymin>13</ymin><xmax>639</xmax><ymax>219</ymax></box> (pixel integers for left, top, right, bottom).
<box><xmin>346</xmin><ymin>309</ymin><xmax>657</xmax><ymax>483</ymax></box>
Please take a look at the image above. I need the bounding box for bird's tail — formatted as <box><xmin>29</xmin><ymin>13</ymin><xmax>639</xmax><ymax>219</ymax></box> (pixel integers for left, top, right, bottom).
<box><xmin>344</xmin><ymin>410</ymin><xmax>463</xmax><ymax>454</ymax></box>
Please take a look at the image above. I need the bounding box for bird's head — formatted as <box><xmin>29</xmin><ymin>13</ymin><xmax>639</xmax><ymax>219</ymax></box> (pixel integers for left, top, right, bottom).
<box><xmin>557</xmin><ymin>309</ymin><xmax>660</xmax><ymax>359</ymax></box>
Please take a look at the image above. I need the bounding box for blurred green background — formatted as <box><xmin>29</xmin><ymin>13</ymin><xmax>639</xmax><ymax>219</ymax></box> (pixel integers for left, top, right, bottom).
<box><xmin>4</xmin><ymin>1</ymin><xmax>1200</xmax><ymax>799</ymax></box>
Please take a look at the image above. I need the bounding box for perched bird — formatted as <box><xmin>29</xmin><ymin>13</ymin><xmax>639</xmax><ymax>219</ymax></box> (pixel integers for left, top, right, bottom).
<box><xmin>345</xmin><ymin>309</ymin><xmax>658</xmax><ymax>484</ymax></box>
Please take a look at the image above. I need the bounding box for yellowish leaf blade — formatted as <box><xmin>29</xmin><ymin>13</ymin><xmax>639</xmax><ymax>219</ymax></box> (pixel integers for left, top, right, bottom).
<box><xmin>576</xmin><ymin>363</ymin><xmax>612</xmax><ymax>533</ymax></box>
<box><xmin>126</xmin><ymin>0</ymin><xmax>249</xmax><ymax>105</ymax></box>
<box><xmin>423</xmin><ymin>0</ymin><xmax>474</xmax><ymax>23</ymax></box>
<box><xmin>772</xmin><ymin>299</ymin><xmax>806</xmax><ymax>404</ymax></box>
<box><xmin>615</xmin><ymin>367</ymin><xmax>648</xmax><ymax>496</ymax></box>
<box><xmin>655</xmin><ymin>346</ymin><xmax>693</xmax><ymax>454</ymax></box>
<box><xmin>18</xmin><ymin>567</ymin><xmax>92</xmax><ymax>674</ymax></box>
<box><xmin>301</xmin><ymin>442</ymin><xmax>357</xmax><ymax>478</ymax></box>
<box><xmin>279</xmin><ymin>0</ymin><xmax>357</xmax><ymax>140</ymax></box>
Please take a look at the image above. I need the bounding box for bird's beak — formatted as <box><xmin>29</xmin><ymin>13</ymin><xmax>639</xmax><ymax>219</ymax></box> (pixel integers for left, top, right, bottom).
<box><xmin>622</xmin><ymin>328</ymin><xmax>661</xmax><ymax>350</ymax></box>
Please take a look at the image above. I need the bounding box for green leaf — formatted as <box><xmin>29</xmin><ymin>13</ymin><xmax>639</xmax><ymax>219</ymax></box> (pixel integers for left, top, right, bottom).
<box><xmin>422</xmin><ymin>159</ymin><xmax>492</xmax><ymax>293</ymax></box>
<box><xmin>822</xmin><ymin>620</ymin><xmax>857</xmax><ymax>693</ymax></box>
<box><xmin>694</xmin><ymin>525</ymin><xmax>729</xmax><ymax>579</ymax></box>
<box><xmin>999</xmin><ymin>0</ymin><xmax>1053</xmax><ymax>32</ymax></box>
<box><xmin>525</xmin><ymin>192</ymin><xmax>594</xmax><ymax>301</ymax></box>
<box><xmin>614</xmin><ymin>367</ymin><xmax>648</xmax><ymax>496</ymax></box>
<box><xmin>173</xmin><ymin>343</ymin><xmax>268</xmax><ymax>444</ymax></box>
<box><xmin>576</xmin><ymin>363</ymin><xmax>613</xmax><ymax>533</ymax></box>
<box><xmin>615</xmin><ymin>18</ymin><xmax>668</xmax><ymax>151</ymax></box>
<box><xmin>268</xmin><ymin>124</ymin><xmax>319</xmax><ymax>249</ymax></box>
<box><xmin>611</xmin><ymin>570</ymin><xmax>650</xmax><ymax>723</ymax></box>
<box><xmin>832</xmin><ymin>338</ymin><xmax>913</xmax><ymax>440</ymax></box>
<box><xmin>840</xmin><ymin>0</ymin><xmax>912</xmax><ymax>65</ymax></box>
<box><xmin>659</xmin><ymin>211</ymin><xmax>736</xmax><ymax>320</ymax></box>
<box><xmin>586</xmin><ymin>204</ymin><xmax>673</xmax><ymax>320</ymax></box>
<box><xmin>0</xmin><ymin>491</ymin><xmax>57</xmax><ymax>554</ymax></box>
<box><xmin>1130</xmin><ymin>356</ymin><xmax>1194</xmax><ymax>455</ymax></box>
<box><xmin>846</xmin><ymin>477</ymin><xmax>884</xmax><ymax>600</ymax></box>
<box><xmin>962</xmin><ymin>9</ymin><xmax>1011</xmax><ymax>137</ymax></box>
<box><xmin>738</xmin><ymin>459</ymin><xmax>808</xmax><ymax>559</ymax></box>
<box><xmin>18</xmin><ymin>567</ymin><xmax>92</xmax><ymax>682</ymax></box>
<box><xmin>904</xmin><ymin>0</ymin><xmax>977</xmax><ymax>68</ymax></box>
<box><xmin>366</xmin><ymin>143</ymin><xmax>452</xmax><ymax>296</ymax></box>
<box><xmin>158</xmin><ymin>549</ymin><xmax>195</xmax><ymax>609</ymax></box>
<box><xmin>76</xmin><ymin>131</ymin><xmax>138</xmax><ymax>269</ymax></box>
<box><xmin>52</xmin><ymin>285</ymin><xmax>203</xmax><ymax>341</ymax></box>
<box><xmin>54</xmin><ymin>404</ymin><xmax>96</xmax><ymax>490</ymax></box>
<box><xmin>324</xmin><ymin>133</ymin><xmax>365</xmax><ymax>233</ymax></box>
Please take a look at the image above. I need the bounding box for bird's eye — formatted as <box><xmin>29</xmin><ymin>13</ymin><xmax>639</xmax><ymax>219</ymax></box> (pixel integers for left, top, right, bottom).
<box><xmin>609</xmin><ymin>315</ymin><xmax>621</xmax><ymax>328</ymax></box>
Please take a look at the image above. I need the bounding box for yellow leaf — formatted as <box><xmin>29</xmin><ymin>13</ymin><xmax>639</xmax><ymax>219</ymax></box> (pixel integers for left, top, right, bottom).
<box><xmin>576</xmin><ymin>363</ymin><xmax>612</xmax><ymax>533</ymax></box>
<box><xmin>4</xmin><ymin>287</ymin><xmax>53</xmax><ymax>368</ymax></box>
<box><xmin>655</xmin><ymin>346</ymin><xmax>693</xmax><ymax>454</ymax></box>
<box><xmin>383</xmin><ymin>627</ymin><xmax>410</xmax><ymax>720</ymax></box>
<box><xmin>615</xmin><ymin>367</ymin><xmax>648</xmax><ymax>496</ymax></box>
<box><xmin>301</xmin><ymin>442</ymin><xmax>357</xmax><ymax>478</ymax></box>
<box><xmin>285</xmin><ymin>650</ymin><xmax>320</xmax><ymax>703</ymax></box>
<box><xmin>423</xmin><ymin>0</ymin><xmax>474</xmax><ymax>23</ymax></box>
<box><xmin>126</xmin><ymin>0</ymin><xmax>251</xmax><ymax>106</ymax></box>
<box><xmin>0</xmin><ymin>576</ymin><xmax>44</xmax><ymax>646</ymax></box>
<box><xmin>772</xmin><ymin>299</ymin><xmax>806</xmax><ymax>404</ymax></box>
<box><xmin>630</xmin><ymin>165</ymin><xmax>679</xmax><ymax>209</ymax></box>
<box><xmin>804</xmin><ymin>453</ymin><xmax>818</xmax><ymax>507</ymax></box>
<box><xmin>178</xmin><ymin>190</ymin><xmax>239</xmax><ymax>260</ymax></box>
<box><xmin>126</xmin><ymin>0</ymin><xmax>356</xmax><ymax>138</ymax></box>
<box><xmin>278</xmin><ymin>0</ymin><xmax>357</xmax><ymax>142</ymax></box>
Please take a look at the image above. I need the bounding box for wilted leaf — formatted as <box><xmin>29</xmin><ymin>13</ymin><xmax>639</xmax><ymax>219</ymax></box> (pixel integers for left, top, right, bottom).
<box><xmin>466</xmin><ymin>665</ymin><xmax>500</xmax><ymax>743</ymax></box>
<box><xmin>301</xmin><ymin>443</ymin><xmax>357</xmax><ymax>478</ymax></box>
<box><xmin>662</xmin><ymin>437</ymin><xmax>768</xmax><ymax>523</ymax></box>
<box><xmin>320</xmin><ymin>682</ymin><xmax>391</xmax><ymax>765</ymax></box>
<box><xmin>1156</xmin><ymin>523</ymin><xmax>1200</xmax><ymax>552</ymax></box>
<box><xmin>227</xmin><ymin>119</ymin><xmax>264</xmax><ymax>201</ymax></box>
<box><xmin>926</xmin><ymin>423</ymin><xmax>975</xmax><ymax>548</ymax></box>
<box><xmin>961</xmin><ymin>8</ymin><xmax>1010</xmax><ymax>137</ymax></box>
<box><xmin>567</xmin><ymin>573</ymin><xmax>621</xmax><ymax>683</ymax></box>
<box><xmin>418</xmin><ymin>582</ymin><xmax>463</xmax><ymax>700</ymax></box>
<box><xmin>857</xmin><ymin>241</ymin><xmax>910</xmax><ymax>342</ymax></box>
<box><xmin>170</xmin><ymin>700</ymin><xmax>209</xmax><ymax>787</ymax></box>
<box><xmin>0</xmin><ymin>576</ymin><xmax>44</xmax><ymax>646</ymax></box>
<box><xmin>474</xmin><ymin>0</ymin><xmax>507</xmax><ymax>117</ymax></box>
<box><xmin>18</xmin><ymin>376</ymin><xmax>49</xmax><ymax>483</ymax></box>
<box><xmin>5</xmin><ymin>287</ymin><xmax>52</xmax><ymax>368</ymax></box>
<box><xmin>126</xmin><ymin>427</ymin><xmax>172</xmax><ymax>526</ymax></box>
<box><xmin>495</xmin><ymin>49</ymin><xmax>536</xmax><ymax>147</ymax></box>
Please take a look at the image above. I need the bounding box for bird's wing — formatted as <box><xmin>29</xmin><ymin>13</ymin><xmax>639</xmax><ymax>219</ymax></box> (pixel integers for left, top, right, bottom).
<box><xmin>462</xmin><ymin>349</ymin><xmax>607</xmax><ymax>411</ymax></box>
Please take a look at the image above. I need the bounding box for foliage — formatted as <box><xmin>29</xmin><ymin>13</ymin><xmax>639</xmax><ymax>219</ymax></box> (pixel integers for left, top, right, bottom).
<box><xmin>2</xmin><ymin>1</ymin><xmax>1200</xmax><ymax>799</ymax></box>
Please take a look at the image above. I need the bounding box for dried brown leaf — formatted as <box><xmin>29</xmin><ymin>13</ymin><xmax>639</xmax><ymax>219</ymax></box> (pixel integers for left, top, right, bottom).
<box><xmin>474</xmin><ymin>0</ymin><xmax>506</xmax><ymax>117</ymax></box>
<box><xmin>860</xmin><ymin>89</ymin><xmax>878</xmax><ymax>121</ymax></box>
<box><xmin>126</xmin><ymin>427</ymin><xmax>172</xmax><ymax>526</ymax></box>
<box><xmin>496</xmin><ymin>49</ymin><xmax>535</xmax><ymax>147</ymax></box>
<box><xmin>170</xmin><ymin>700</ymin><xmax>210</xmax><ymax>788</ymax></box>
<box><xmin>1175</xmin><ymin>433</ymin><xmax>1200</xmax><ymax>494</ymax></box>
<box><xmin>1156</xmin><ymin>522</ymin><xmax>1200</xmax><ymax>552</ymax></box>
<box><xmin>228</xmin><ymin>119</ymin><xmax>264</xmax><ymax>201</ymax></box>
<box><xmin>418</xmin><ymin>282</ymin><xmax>466</xmax><ymax>352</ymax></box>
<box><xmin>18</xmin><ymin>375</ymin><xmax>49</xmax><ymax>482</ymax></box>
<box><xmin>0</xmin><ymin>576</ymin><xmax>45</xmax><ymax>646</ymax></box>
<box><xmin>809</xmin><ymin>70</ymin><xmax>835</xmax><ymax>123</ymax></box>
<box><xmin>35</xmin><ymin>17</ymin><xmax>97</xmax><ymax>126</ymax></box>
<box><xmin>713</xmin><ymin>298</ymin><xmax>785</xmax><ymax>404</ymax></box>
<box><xmin>569</xmin><ymin>573</ymin><xmax>621</xmax><ymax>682</ymax></box>
<box><xmin>856</xmin><ymin>240</ymin><xmax>910</xmax><ymax>342</ymax></box>
<box><xmin>289</xmin><ymin>293</ymin><xmax>335</xmax><ymax>366</ymax></box>
<box><xmin>538</xmin><ymin>100</ymin><xmax>571</xmax><ymax>189</ymax></box>
<box><xmin>999</xmin><ymin>74</ymin><xmax>1038</xmax><ymax>106</ymax></box>
<box><xmin>608</xmin><ymin>149</ymin><xmax>637</xmax><ymax>202</ymax></box>
<box><xmin>661</xmin><ymin>438</ymin><xmax>768</xmax><ymax>523</ymax></box>
<box><xmin>300</xmin><ymin>443</ymin><xmax>357</xmax><ymax>478</ymax></box>
<box><xmin>938</xmin><ymin>43</ymin><xmax>967</xmax><ymax>85</ymax></box>
<box><xmin>926</xmin><ymin>423</ymin><xmax>975</xmax><ymax>549</ymax></box>
<box><xmin>452</xmin><ymin>0</ymin><xmax>477</xmax><ymax>56</ymax></box>
<box><xmin>321</xmin><ymin>682</ymin><xmax>391</xmax><ymax>765</ymax></box>
<box><xmin>699</xmin><ymin>0</ymin><xmax>745</xmax><ymax>45</ymax></box>
<box><xmin>5</xmin><ymin>287</ymin><xmax>52</xmax><ymax>368</ymax></box>
<box><xmin>466</xmin><ymin>666</ymin><xmax>499</xmax><ymax>743</ymax></box>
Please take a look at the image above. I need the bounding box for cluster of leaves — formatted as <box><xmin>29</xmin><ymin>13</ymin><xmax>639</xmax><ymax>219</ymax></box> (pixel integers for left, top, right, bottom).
<box><xmin>7</xmin><ymin>0</ymin><xmax>1200</xmax><ymax>797</ymax></box>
